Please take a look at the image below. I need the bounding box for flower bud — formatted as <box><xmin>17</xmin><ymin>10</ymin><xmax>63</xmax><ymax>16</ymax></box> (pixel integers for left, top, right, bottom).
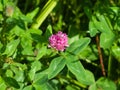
<box><xmin>5</xmin><ymin>5</ymin><xmax>14</xmax><ymax>17</ymax></box>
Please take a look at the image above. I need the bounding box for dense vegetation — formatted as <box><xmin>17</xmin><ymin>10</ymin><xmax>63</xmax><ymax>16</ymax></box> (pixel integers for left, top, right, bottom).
<box><xmin>0</xmin><ymin>0</ymin><xmax>120</xmax><ymax>90</ymax></box>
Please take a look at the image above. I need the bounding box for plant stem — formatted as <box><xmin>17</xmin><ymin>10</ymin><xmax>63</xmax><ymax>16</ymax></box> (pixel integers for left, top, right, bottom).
<box><xmin>96</xmin><ymin>35</ymin><xmax>106</xmax><ymax>76</ymax></box>
<box><xmin>24</xmin><ymin>0</ymin><xmax>29</xmax><ymax>13</ymax></box>
<box><xmin>108</xmin><ymin>50</ymin><xmax>112</xmax><ymax>78</ymax></box>
<box><xmin>58</xmin><ymin>75</ymin><xmax>87</xmax><ymax>89</ymax></box>
<box><xmin>31</xmin><ymin>0</ymin><xmax>58</xmax><ymax>29</ymax></box>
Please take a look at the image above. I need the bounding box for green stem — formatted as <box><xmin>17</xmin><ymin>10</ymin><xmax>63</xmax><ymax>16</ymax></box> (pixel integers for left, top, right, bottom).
<box><xmin>79</xmin><ymin>56</ymin><xmax>98</xmax><ymax>67</ymax></box>
<box><xmin>24</xmin><ymin>0</ymin><xmax>29</xmax><ymax>13</ymax></box>
<box><xmin>108</xmin><ymin>50</ymin><xmax>112</xmax><ymax>78</ymax></box>
<box><xmin>70</xmin><ymin>79</ymin><xmax>87</xmax><ymax>88</ymax></box>
<box><xmin>58</xmin><ymin>75</ymin><xmax>87</xmax><ymax>89</ymax></box>
<box><xmin>31</xmin><ymin>0</ymin><xmax>58</xmax><ymax>29</ymax></box>
<box><xmin>66</xmin><ymin>51</ymin><xmax>98</xmax><ymax>67</ymax></box>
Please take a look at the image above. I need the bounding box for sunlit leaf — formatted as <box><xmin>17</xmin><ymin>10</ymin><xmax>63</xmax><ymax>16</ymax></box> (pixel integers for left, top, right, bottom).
<box><xmin>5</xmin><ymin>69</ymin><xmax>13</xmax><ymax>77</ymax></box>
<box><xmin>33</xmin><ymin>82</ymin><xmax>55</xmax><ymax>90</ymax></box>
<box><xmin>89</xmin><ymin>20</ymin><xmax>99</xmax><ymax>37</ymax></box>
<box><xmin>3</xmin><ymin>39</ymin><xmax>20</xmax><ymax>56</ymax></box>
<box><xmin>10</xmin><ymin>25</ymin><xmax>25</xmax><ymax>36</ymax></box>
<box><xmin>100</xmin><ymin>32</ymin><xmax>115</xmax><ymax>49</ymax></box>
<box><xmin>26</xmin><ymin>7</ymin><xmax>39</xmax><ymax>20</ymax></box>
<box><xmin>28</xmin><ymin>60</ymin><xmax>42</xmax><ymax>81</ymax></box>
<box><xmin>35</xmin><ymin>46</ymin><xmax>47</xmax><ymax>60</ymax></box>
<box><xmin>66</xmin><ymin>55</ymin><xmax>92</xmax><ymax>85</ymax></box>
<box><xmin>112</xmin><ymin>45</ymin><xmax>120</xmax><ymax>62</ymax></box>
<box><xmin>67</xmin><ymin>37</ymin><xmax>91</xmax><ymax>55</ymax></box>
<box><xmin>48</xmin><ymin>56</ymin><xmax>66</xmax><ymax>79</ymax></box>
<box><xmin>23</xmin><ymin>85</ymin><xmax>33</xmax><ymax>90</ymax></box>
<box><xmin>92</xmin><ymin>15</ymin><xmax>113</xmax><ymax>34</ymax></box>
<box><xmin>34</xmin><ymin>70</ymin><xmax>48</xmax><ymax>85</ymax></box>
<box><xmin>96</xmin><ymin>77</ymin><xmax>116</xmax><ymax>90</ymax></box>
<box><xmin>88</xmin><ymin>83</ymin><xmax>97</xmax><ymax>90</ymax></box>
<box><xmin>0</xmin><ymin>76</ymin><xmax>6</xmax><ymax>90</ymax></box>
<box><xmin>85</xmin><ymin>70</ymin><xmax>95</xmax><ymax>84</ymax></box>
<box><xmin>28</xmin><ymin>28</ymin><xmax>42</xmax><ymax>35</ymax></box>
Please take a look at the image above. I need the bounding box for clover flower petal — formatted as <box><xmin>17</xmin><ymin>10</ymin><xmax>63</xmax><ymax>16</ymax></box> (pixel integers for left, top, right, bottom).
<box><xmin>49</xmin><ymin>31</ymin><xmax>69</xmax><ymax>51</ymax></box>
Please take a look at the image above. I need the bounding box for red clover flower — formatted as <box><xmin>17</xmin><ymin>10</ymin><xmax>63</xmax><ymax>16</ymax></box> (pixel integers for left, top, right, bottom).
<box><xmin>49</xmin><ymin>31</ymin><xmax>69</xmax><ymax>51</ymax></box>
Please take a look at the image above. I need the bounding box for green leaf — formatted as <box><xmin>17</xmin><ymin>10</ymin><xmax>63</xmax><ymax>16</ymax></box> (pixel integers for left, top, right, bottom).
<box><xmin>10</xmin><ymin>63</ymin><xmax>26</xmax><ymax>82</ymax></box>
<box><xmin>89</xmin><ymin>20</ymin><xmax>99</xmax><ymax>37</ymax></box>
<box><xmin>79</xmin><ymin>45</ymin><xmax>98</xmax><ymax>61</ymax></box>
<box><xmin>33</xmin><ymin>84</ymin><xmax>43</xmax><ymax>90</ymax></box>
<box><xmin>67</xmin><ymin>37</ymin><xmax>91</xmax><ymax>55</ymax></box>
<box><xmin>110</xmin><ymin>7</ymin><xmax>119</xmax><ymax>15</ymax></box>
<box><xmin>20</xmin><ymin>14</ymin><xmax>33</xmax><ymax>23</ymax></box>
<box><xmin>66</xmin><ymin>55</ymin><xmax>85</xmax><ymax>77</ymax></box>
<box><xmin>35</xmin><ymin>46</ymin><xmax>47</xmax><ymax>60</ymax></box>
<box><xmin>0</xmin><ymin>1</ymin><xmax>3</xmax><ymax>11</ymax></box>
<box><xmin>92</xmin><ymin>16</ymin><xmax>106</xmax><ymax>33</ymax></box>
<box><xmin>34</xmin><ymin>82</ymin><xmax>55</xmax><ymax>90</ymax></box>
<box><xmin>66</xmin><ymin>85</ymin><xmax>80</xmax><ymax>90</ymax></box>
<box><xmin>89</xmin><ymin>83</ymin><xmax>97</xmax><ymax>90</ymax></box>
<box><xmin>96</xmin><ymin>77</ymin><xmax>116</xmax><ymax>90</ymax></box>
<box><xmin>97</xmin><ymin>15</ymin><xmax>112</xmax><ymax>32</ymax></box>
<box><xmin>34</xmin><ymin>70</ymin><xmax>48</xmax><ymax>85</ymax></box>
<box><xmin>28</xmin><ymin>60</ymin><xmax>42</xmax><ymax>81</ymax></box>
<box><xmin>26</xmin><ymin>7</ymin><xmax>39</xmax><ymax>20</ymax></box>
<box><xmin>112</xmin><ymin>44</ymin><xmax>120</xmax><ymax>62</ymax></box>
<box><xmin>22</xmin><ymin>46</ymin><xmax>33</xmax><ymax>55</ymax></box>
<box><xmin>23</xmin><ymin>85</ymin><xmax>34</xmax><ymax>90</ymax></box>
<box><xmin>31</xmin><ymin>60</ymin><xmax>42</xmax><ymax>72</ymax></box>
<box><xmin>5</xmin><ymin>69</ymin><xmax>13</xmax><ymax>77</ymax></box>
<box><xmin>48</xmin><ymin>56</ymin><xmax>66</xmax><ymax>79</ymax></box>
<box><xmin>66</xmin><ymin>55</ymin><xmax>95</xmax><ymax>85</ymax></box>
<box><xmin>21</xmin><ymin>33</ymin><xmax>34</xmax><ymax>60</ymax></box>
<box><xmin>66</xmin><ymin>55</ymin><xmax>91</xmax><ymax>85</ymax></box>
<box><xmin>92</xmin><ymin>15</ymin><xmax>112</xmax><ymax>34</ymax></box>
<box><xmin>3</xmin><ymin>77</ymin><xmax>20</xmax><ymax>89</ymax></box>
<box><xmin>85</xmin><ymin>70</ymin><xmax>95</xmax><ymax>84</ymax></box>
<box><xmin>3</xmin><ymin>39</ymin><xmax>20</xmax><ymax>56</ymax></box>
<box><xmin>10</xmin><ymin>25</ymin><xmax>25</xmax><ymax>37</ymax></box>
<box><xmin>21</xmin><ymin>31</ymin><xmax>32</xmax><ymax>48</ymax></box>
<box><xmin>0</xmin><ymin>76</ymin><xmax>7</xmax><ymax>90</ymax></box>
<box><xmin>34</xmin><ymin>75</ymin><xmax>48</xmax><ymax>85</ymax></box>
<box><xmin>100</xmin><ymin>32</ymin><xmax>115</xmax><ymax>49</ymax></box>
<box><xmin>46</xmin><ymin>82</ymin><xmax>56</xmax><ymax>90</ymax></box>
<box><xmin>28</xmin><ymin>28</ymin><xmax>42</xmax><ymax>35</ymax></box>
<box><xmin>14</xmin><ymin>70</ymin><xmax>24</xmax><ymax>82</ymax></box>
<box><xmin>45</xmin><ymin>24</ymin><xmax>53</xmax><ymax>40</ymax></box>
<box><xmin>68</xmin><ymin>35</ymin><xmax>79</xmax><ymax>45</ymax></box>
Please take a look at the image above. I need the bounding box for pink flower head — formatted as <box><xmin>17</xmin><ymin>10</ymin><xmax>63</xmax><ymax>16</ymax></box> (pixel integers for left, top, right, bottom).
<box><xmin>49</xmin><ymin>31</ymin><xmax>69</xmax><ymax>51</ymax></box>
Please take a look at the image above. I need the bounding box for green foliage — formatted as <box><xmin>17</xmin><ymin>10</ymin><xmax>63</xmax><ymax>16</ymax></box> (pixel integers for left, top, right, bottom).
<box><xmin>3</xmin><ymin>39</ymin><xmax>20</xmax><ymax>56</ymax></box>
<box><xmin>67</xmin><ymin>38</ymin><xmax>91</xmax><ymax>55</ymax></box>
<box><xmin>48</xmin><ymin>56</ymin><xmax>66</xmax><ymax>79</ymax></box>
<box><xmin>0</xmin><ymin>0</ymin><xmax>119</xmax><ymax>90</ymax></box>
<box><xmin>66</xmin><ymin>54</ymin><xmax>94</xmax><ymax>85</ymax></box>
